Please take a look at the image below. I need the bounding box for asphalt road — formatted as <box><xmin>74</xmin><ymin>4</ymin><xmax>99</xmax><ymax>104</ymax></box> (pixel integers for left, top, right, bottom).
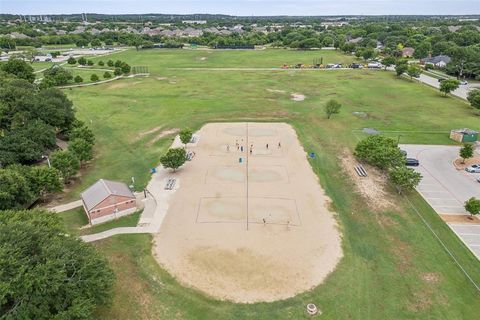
<box><xmin>416</xmin><ymin>73</ymin><xmax>470</xmax><ymax>100</ymax></box>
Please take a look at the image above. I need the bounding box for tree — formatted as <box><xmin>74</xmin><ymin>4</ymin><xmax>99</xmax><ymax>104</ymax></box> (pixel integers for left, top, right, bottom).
<box><xmin>354</xmin><ymin>135</ymin><xmax>405</xmax><ymax>170</ymax></box>
<box><xmin>27</xmin><ymin>166</ymin><xmax>63</xmax><ymax>196</ymax></box>
<box><xmin>129</xmin><ymin>35</ymin><xmax>144</xmax><ymax>51</ymax></box>
<box><xmin>467</xmin><ymin>89</ymin><xmax>480</xmax><ymax>110</ymax></box>
<box><xmin>98</xmin><ymin>60</ymin><xmax>105</xmax><ymax>66</ymax></box>
<box><xmin>160</xmin><ymin>148</ymin><xmax>187</xmax><ymax>172</ymax></box>
<box><xmin>382</xmin><ymin>56</ymin><xmax>397</xmax><ymax>70</ymax></box>
<box><xmin>439</xmin><ymin>79</ymin><xmax>460</xmax><ymax>96</ymax></box>
<box><xmin>69</xmin><ymin>138</ymin><xmax>94</xmax><ymax>164</ymax></box>
<box><xmin>324</xmin><ymin>99</ymin><xmax>342</xmax><ymax>119</ymax></box>
<box><xmin>114</xmin><ymin>67</ymin><xmax>123</xmax><ymax>76</ymax></box>
<box><xmin>0</xmin><ymin>209</ymin><xmax>115</xmax><ymax>319</ymax></box>
<box><xmin>35</xmin><ymin>88</ymin><xmax>75</xmax><ymax>131</ymax></box>
<box><xmin>42</xmin><ymin>66</ymin><xmax>73</xmax><ymax>86</ymax></box>
<box><xmin>90</xmin><ymin>38</ymin><xmax>102</xmax><ymax>47</ymax></box>
<box><xmin>70</xmin><ymin>124</ymin><xmax>95</xmax><ymax>145</ymax></box>
<box><xmin>67</xmin><ymin>56</ymin><xmax>76</xmax><ymax>65</ymax></box>
<box><xmin>395</xmin><ymin>62</ymin><xmax>408</xmax><ymax>77</ymax></box>
<box><xmin>464</xmin><ymin>197</ymin><xmax>480</xmax><ymax>218</ymax></box>
<box><xmin>407</xmin><ymin>64</ymin><xmax>422</xmax><ymax>79</ymax></box>
<box><xmin>0</xmin><ymin>169</ymin><xmax>34</xmax><ymax>209</ymax></box>
<box><xmin>0</xmin><ymin>58</ymin><xmax>35</xmax><ymax>83</ymax></box>
<box><xmin>179</xmin><ymin>128</ymin><xmax>193</xmax><ymax>147</ymax></box>
<box><xmin>50</xmin><ymin>150</ymin><xmax>80</xmax><ymax>181</ymax></box>
<box><xmin>87</xmin><ymin>59</ymin><xmax>94</xmax><ymax>66</ymax></box>
<box><xmin>103</xmin><ymin>71</ymin><xmax>112</xmax><ymax>79</ymax></box>
<box><xmin>114</xmin><ymin>60</ymin><xmax>122</xmax><ymax>68</ymax></box>
<box><xmin>74</xmin><ymin>75</ymin><xmax>83</xmax><ymax>83</ymax></box>
<box><xmin>120</xmin><ymin>62</ymin><xmax>131</xmax><ymax>74</ymax></box>
<box><xmin>107</xmin><ymin>59</ymin><xmax>114</xmax><ymax>67</ymax></box>
<box><xmin>90</xmin><ymin>74</ymin><xmax>99</xmax><ymax>82</ymax></box>
<box><xmin>77</xmin><ymin>56</ymin><xmax>87</xmax><ymax>66</ymax></box>
<box><xmin>459</xmin><ymin>143</ymin><xmax>474</xmax><ymax>163</ymax></box>
<box><xmin>389</xmin><ymin>166</ymin><xmax>422</xmax><ymax>194</ymax></box>
<box><xmin>361</xmin><ymin>48</ymin><xmax>375</xmax><ymax>60</ymax></box>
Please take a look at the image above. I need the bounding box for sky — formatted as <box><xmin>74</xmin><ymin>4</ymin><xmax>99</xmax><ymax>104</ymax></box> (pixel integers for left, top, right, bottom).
<box><xmin>1</xmin><ymin>0</ymin><xmax>480</xmax><ymax>16</ymax></box>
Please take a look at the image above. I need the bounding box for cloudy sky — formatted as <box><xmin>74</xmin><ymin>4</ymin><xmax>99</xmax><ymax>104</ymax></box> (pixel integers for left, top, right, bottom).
<box><xmin>2</xmin><ymin>0</ymin><xmax>479</xmax><ymax>16</ymax></box>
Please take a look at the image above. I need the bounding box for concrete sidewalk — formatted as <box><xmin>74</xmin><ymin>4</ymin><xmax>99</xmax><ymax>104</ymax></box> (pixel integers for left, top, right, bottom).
<box><xmin>49</xmin><ymin>200</ymin><xmax>83</xmax><ymax>213</ymax></box>
<box><xmin>80</xmin><ymin>135</ymin><xmax>184</xmax><ymax>243</ymax></box>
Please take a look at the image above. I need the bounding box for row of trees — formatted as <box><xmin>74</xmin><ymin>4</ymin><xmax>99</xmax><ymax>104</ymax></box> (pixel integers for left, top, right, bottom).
<box><xmin>0</xmin><ymin>61</ymin><xmax>95</xmax><ymax>209</ymax></box>
<box><xmin>355</xmin><ymin>135</ymin><xmax>422</xmax><ymax>194</ymax></box>
<box><xmin>42</xmin><ymin>58</ymin><xmax>130</xmax><ymax>87</ymax></box>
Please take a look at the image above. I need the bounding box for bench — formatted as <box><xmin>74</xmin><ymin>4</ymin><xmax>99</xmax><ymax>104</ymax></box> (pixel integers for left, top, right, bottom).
<box><xmin>354</xmin><ymin>165</ymin><xmax>367</xmax><ymax>177</ymax></box>
<box><xmin>164</xmin><ymin>178</ymin><xmax>176</xmax><ymax>190</ymax></box>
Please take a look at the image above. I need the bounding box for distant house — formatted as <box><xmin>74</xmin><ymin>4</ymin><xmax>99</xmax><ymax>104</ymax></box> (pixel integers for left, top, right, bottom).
<box><xmin>81</xmin><ymin>179</ymin><xmax>137</xmax><ymax>225</ymax></box>
<box><xmin>182</xmin><ymin>20</ymin><xmax>207</xmax><ymax>25</ymax></box>
<box><xmin>347</xmin><ymin>37</ymin><xmax>363</xmax><ymax>44</ymax></box>
<box><xmin>401</xmin><ymin>47</ymin><xmax>415</xmax><ymax>58</ymax></box>
<box><xmin>448</xmin><ymin>25</ymin><xmax>462</xmax><ymax>33</ymax></box>
<box><xmin>421</xmin><ymin>55</ymin><xmax>451</xmax><ymax>68</ymax></box>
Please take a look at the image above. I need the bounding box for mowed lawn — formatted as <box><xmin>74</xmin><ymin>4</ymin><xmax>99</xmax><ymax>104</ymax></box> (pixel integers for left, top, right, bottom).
<box><xmin>62</xmin><ymin>49</ymin><xmax>480</xmax><ymax>319</ymax></box>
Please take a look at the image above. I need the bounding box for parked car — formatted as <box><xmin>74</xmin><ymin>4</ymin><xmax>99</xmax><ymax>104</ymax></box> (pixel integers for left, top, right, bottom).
<box><xmin>406</xmin><ymin>158</ymin><xmax>420</xmax><ymax>166</ymax></box>
<box><xmin>460</xmin><ymin>80</ymin><xmax>468</xmax><ymax>85</ymax></box>
<box><xmin>465</xmin><ymin>164</ymin><xmax>480</xmax><ymax>173</ymax></box>
<box><xmin>367</xmin><ymin>62</ymin><xmax>382</xmax><ymax>69</ymax></box>
<box><xmin>477</xmin><ymin>177</ymin><xmax>480</xmax><ymax>183</ymax></box>
<box><xmin>351</xmin><ymin>63</ymin><xmax>363</xmax><ymax>69</ymax></box>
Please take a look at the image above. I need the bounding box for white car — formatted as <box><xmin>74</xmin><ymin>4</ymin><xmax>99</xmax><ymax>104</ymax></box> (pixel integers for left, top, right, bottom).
<box><xmin>460</xmin><ymin>80</ymin><xmax>468</xmax><ymax>85</ymax></box>
<box><xmin>465</xmin><ymin>164</ymin><xmax>480</xmax><ymax>173</ymax></box>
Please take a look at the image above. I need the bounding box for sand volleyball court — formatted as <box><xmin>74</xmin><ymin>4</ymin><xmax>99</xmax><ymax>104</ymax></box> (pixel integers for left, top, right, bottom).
<box><xmin>153</xmin><ymin>122</ymin><xmax>342</xmax><ymax>302</ymax></box>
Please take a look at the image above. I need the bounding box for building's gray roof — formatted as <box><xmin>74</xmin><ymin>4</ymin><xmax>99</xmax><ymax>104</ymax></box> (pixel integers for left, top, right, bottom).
<box><xmin>81</xmin><ymin>179</ymin><xmax>134</xmax><ymax>211</ymax></box>
<box><xmin>423</xmin><ymin>55</ymin><xmax>451</xmax><ymax>65</ymax></box>
<box><xmin>452</xmin><ymin>128</ymin><xmax>478</xmax><ymax>135</ymax></box>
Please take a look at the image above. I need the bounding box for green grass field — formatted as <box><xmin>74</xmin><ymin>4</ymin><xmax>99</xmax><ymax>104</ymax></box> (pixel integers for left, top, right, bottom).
<box><xmin>62</xmin><ymin>48</ymin><xmax>480</xmax><ymax>319</ymax></box>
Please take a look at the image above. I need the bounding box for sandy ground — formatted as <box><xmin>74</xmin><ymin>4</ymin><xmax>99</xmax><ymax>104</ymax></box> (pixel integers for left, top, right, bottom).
<box><xmin>153</xmin><ymin>122</ymin><xmax>342</xmax><ymax>303</ymax></box>
<box><xmin>340</xmin><ymin>150</ymin><xmax>394</xmax><ymax>210</ymax></box>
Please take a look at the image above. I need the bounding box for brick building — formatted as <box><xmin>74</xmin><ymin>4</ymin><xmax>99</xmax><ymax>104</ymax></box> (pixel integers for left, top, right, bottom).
<box><xmin>81</xmin><ymin>179</ymin><xmax>137</xmax><ymax>225</ymax></box>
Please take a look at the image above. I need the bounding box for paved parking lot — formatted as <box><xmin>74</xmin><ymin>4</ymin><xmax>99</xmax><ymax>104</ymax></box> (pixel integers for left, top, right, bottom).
<box><xmin>449</xmin><ymin>224</ymin><xmax>480</xmax><ymax>259</ymax></box>
<box><xmin>401</xmin><ymin>144</ymin><xmax>480</xmax><ymax>215</ymax></box>
<box><xmin>401</xmin><ymin>144</ymin><xmax>480</xmax><ymax>259</ymax></box>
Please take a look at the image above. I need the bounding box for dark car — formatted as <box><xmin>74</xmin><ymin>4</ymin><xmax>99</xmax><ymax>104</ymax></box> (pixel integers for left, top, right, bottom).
<box><xmin>406</xmin><ymin>158</ymin><xmax>419</xmax><ymax>166</ymax></box>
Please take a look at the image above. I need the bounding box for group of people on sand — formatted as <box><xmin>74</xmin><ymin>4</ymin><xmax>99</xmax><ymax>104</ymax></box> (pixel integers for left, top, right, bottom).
<box><xmin>226</xmin><ymin>139</ymin><xmax>281</xmax><ymax>154</ymax></box>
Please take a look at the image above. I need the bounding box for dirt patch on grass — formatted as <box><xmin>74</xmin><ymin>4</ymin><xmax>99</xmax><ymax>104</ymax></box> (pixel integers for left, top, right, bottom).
<box><xmin>453</xmin><ymin>155</ymin><xmax>480</xmax><ymax>170</ymax></box>
<box><xmin>266</xmin><ymin>88</ymin><xmax>286</xmax><ymax>94</ymax></box>
<box><xmin>440</xmin><ymin>214</ymin><xmax>480</xmax><ymax>224</ymax></box>
<box><xmin>340</xmin><ymin>150</ymin><xmax>394</xmax><ymax>210</ymax></box>
<box><xmin>108</xmin><ymin>81</ymin><xmax>142</xmax><ymax>89</ymax></box>
<box><xmin>421</xmin><ymin>273</ymin><xmax>440</xmax><ymax>284</ymax></box>
<box><xmin>291</xmin><ymin>93</ymin><xmax>305</xmax><ymax>101</ymax></box>
<box><xmin>156</xmin><ymin>77</ymin><xmax>168</xmax><ymax>81</ymax></box>
<box><xmin>146</xmin><ymin>128</ymin><xmax>179</xmax><ymax>146</ymax></box>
